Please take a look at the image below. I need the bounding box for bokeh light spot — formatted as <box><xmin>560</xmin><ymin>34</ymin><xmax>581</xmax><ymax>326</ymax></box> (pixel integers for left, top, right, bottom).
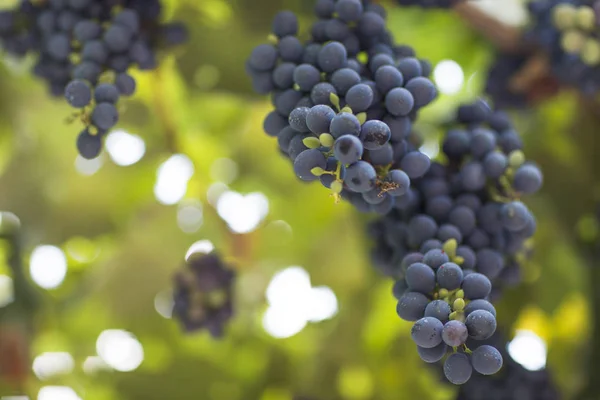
<box><xmin>105</xmin><ymin>130</ymin><xmax>146</xmax><ymax>166</ymax></box>
<box><xmin>507</xmin><ymin>330</ymin><xmax>547</xmax><ymax>371</ymax></box>
<box><xmin>96</xmin><ymin>330</ymin><xmax>144</xmax><ymax>372</ymax></box>
<box><xmin>29</xmin><ymin>246</ymin><xmax>67</xmax><ymax>290</ymax></box>
<box><xmin>433</xmin><ymin>60</ymin><xmax>464</xmax><ymax>95</ymax></box>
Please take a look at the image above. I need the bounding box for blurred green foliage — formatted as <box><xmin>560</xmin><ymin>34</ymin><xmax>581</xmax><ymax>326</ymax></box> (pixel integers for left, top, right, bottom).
<box><xmin>0</xmin><ymin>0</ymin><xmax>598</xmax><ymax>399</ymax></box>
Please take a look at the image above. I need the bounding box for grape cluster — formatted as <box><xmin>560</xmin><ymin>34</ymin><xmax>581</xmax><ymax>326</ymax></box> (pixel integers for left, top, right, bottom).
<box><xmin>172</xmin><ymin>251</ymin><xmax>235</xmax><ymax>338</ymax></box>
<box><xmin>369</xmin><ymin>100</ymin><xmax>543</xmax><ymax>383</ymax></box>
<box><xmin>526</xmin><ymin>0</ymin><xmax>600</xmax><ymax>95</ymax></box>
<box><xmin>0</xmin><ymin>0</ymin><xmax>187</xmax><ymax>159</ymax></box>
<box><xmin>394</xmin><ymin>239</ymin><xmax>503</xmax><ymax>384</ymax></box>
<box><xmin>246</xmin><ymin>0</ymin><xmax>438</xmax><ymax>214</ymax></box>
<box><xmin>456</xmin><ymin>332</ymin><xmax>560</xmax><ymax>400</ymax></box>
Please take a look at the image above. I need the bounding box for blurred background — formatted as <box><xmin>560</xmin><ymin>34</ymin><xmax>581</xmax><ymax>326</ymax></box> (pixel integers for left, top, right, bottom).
<box><xmin>0</xmin><ymin>0</ymin><xmax>598</xmax><ymax>399</ymax></box>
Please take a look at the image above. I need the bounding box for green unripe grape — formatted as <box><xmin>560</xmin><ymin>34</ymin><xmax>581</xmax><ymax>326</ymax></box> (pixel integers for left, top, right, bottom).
<box><xmin>508</xmin><ymin>150</ymin><xmax>526</xmax><ymax>168</ymax></box>
<box><xmin>319</xmin><ymin>133</ymin><xmax>335</xmax><ymax>148</ymax></box>
<box><xmin>311</xmin><ymin>167</ymin><xmax>325</xmax><ymax>176</ymax></box>
<box><xmin>561</xmin><ymin>29</ymin><xmax>587</xmax><ymax>54</ymax></box>
<box><xmin>303</xmin><ymin>137</ymin><xmax>321</xmax><ymax>149</ymax></box>
<box><xmin>552</xmin><ymin>3</ymin><xmax>577</xmax><ymax>30</ymax></box>
<box><xmin>455</xmin><ymin>289</ymin><xmax>465</xmax><ymax>299</ymax></box>
<box><xmin>576</xmin><ymin>6</ymin><xmax>596</xmax><ymax>31</ymax></box>
<box><xmin>453</xmin><ymin>298</ymin><xmax>466</xmax><ymax>312</ymax></box>
<box><xmin>330</xmin><ymin>181</ymin><xmax>343</xmax><ymax>194</ymax></box>
<box><xmin>439</xmin><ymin>288</ymin><xmax>449</xmax><ymax>298</ymax></box>
<box><xmin>582</xmin><ymin>38</ymin><xmax>600</xmax><ymax>66</ymax></box>
<box><xmin>449</xmin><ymin>311</ymin><xmax>458</xmax><ymax>321</ymax></box>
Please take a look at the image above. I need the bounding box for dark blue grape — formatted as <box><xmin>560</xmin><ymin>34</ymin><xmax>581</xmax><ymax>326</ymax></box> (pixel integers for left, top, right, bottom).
<box><xmin>331</xmin><ymin>68</ymin><xmax>361</xmax><ymax>95</ymax></box>
<box><xmin>406</xmin><ymin>262</ymin><xmax>436</xmax><ymax>294</ymax></box>
<box><xmin>470</xmin><ymin>128</ymin><xmax>497</xmax><ymax>159</ymax></box>
<box><xmin>437</xmin><ymin>224</ymin><xmax>463</xmax><ymax>244</ymax></box>
<box><xmin>460</xmin><ymin>162</ymin><xmax>486</xmax><ymax>192</ymax></box>
<box><xmin>483</xmin><ymin>151</ymin><xmax>508</xmax><ymax>178</ymax></box>
<box><xmin>375</xmin><ymin>65</ymin><xmax>404</xmax><ymax>94</ymax></box>
<box><xmin>279</xmin><ymin>36</ymin><xmax>303</xmax><ymax>63</ymax></box>
<box><xmin>367</xmin><ymin>143</ymin><xmax>393</xmax><ymax>166</ymax></box>
<box><xmin>310</xmin><ymin>82</ymin><xmax>337</xmax><ymax>105</ymax></box>
<box><xmin>500</xmin><ymin>201</ymin><xmax>531</xmax><ymax>231</ymax></box>
<box><xmin>345</xmin><ymin>161</ymin><xmax>376</xmax><ymax>192</ymax></box>
<box><xmin>94</xmin><ymin>83</ymin><xmax>120</xmax><ymax>104</ymax></box>
<box><xmin>335</xmin><ymin>0</ymin><xmax>363</xmax><ymax>22</ymax></box>
<box><xmin>423</xmin><ymin>248</ymin><xmax>449</xmax><ymax>269</ymax></box>
<box><xmin>465</xmin><ymin>310</ymin><xmax>497</xmax><ymax>340</ymax></box>
<box><xmin>360</xmin><ymin>120</ymin><xmax>391</xmax><ymax>150</ymax></box>
<box><xmin>405</xmin><ymin>77</ymin><xmax>436</xmax><ymax>107</ymax></box>
<box><xmin>396</xmin><ymin>292</ymin><xmax>429</xmax><ymax>321</ymax></box>
<box><xmin>289</xmin><ymin>107</ymin><xmax>311</xmax><ymax>132</ymax></box>
<box><xmin>264</xmin><ymin>111</ymin><xmax>288</xmax><ymax>137</ymax></box>
<box><xmin>448</xmin><ymin>206</ymin><xmax>476</xmax><ymax>236</ymax></box>
<box><xmin>385</xmin><ymin>87</ymin><xmax>415</xmax><ymax>116</ymax></box>
<box><xmin>475</xmin><ymin>249</ymin><xmax>504</xmax><ymax>279</ymax></box>
<box><xmin>77</xmin><ymin>128</ymin><xmax>102</xmax><ymax>159</ymax></box>
<box><xmin>443</xmin><ymin>129</ymin><xmax>470</xmax><ymax>159</ymax></box>
<box><xmin>273</xmin><ymin>63</ymin><xmax>296</xmax><ymax>89</ymax></box>
<box><xmin>317</xmin><ymin>41</ymin><xmax>347</xmax><ymax>73</ymax></box>
<box><xmin>397</xmin><ymin>57</ymin><xmax>423</xmax><ymax>81</ymax></box>
<box><xmin>82</xmin><ymin>40</ymin><xmax>108</xmax><ymax>64</ymax></box>
<box><xmin>47</xmin><ymin>33</ymin><xmax>70</xmax><ymax>60</ymax></box>
<box><xmin>400</xmin><ymin>151</ymin><xmax>430</xmax><ymax>179</ymax></box>
<box><xmin>103</xmin><ymin>24</ymin><xmax>132</xmax><ymax>53</ymax></box>
<box><xmin>315</xmin><ymin>0</ymin><xmax>335</xmax><ymax>18</ymax></box>
<box><xmin>442</xmin><ymin>320</ymin><xmax>468</xmax><ymax>347</ymax></box>
<box><xmin>276</xmin><ymin>89</ymin><xmax>304</xmax><ymax>116</ymax></box>
<box><xmin>346</xmin><ymin>83</ymin><xmax>373</xmax><ymax>112</ymax></box>
<box><xmin>115</xmin><ymin>73</ymin><xmax>136</xmax><ymax>96</ymax></box>
<box><xmin>411</xmin><ymin>317</ymin><xmax>443</xmax><ymax>348</ymax></box>
<box><xmin>306</xmin><ymin>105</ymin><xmax>336</xmax><ymax>134</ymax></box>
<box><xmin>334</xmin><ymin>135</ymin><xmax>363</xmax><ymax>165</ymax></box>
<box><xmin>249</xmin><ymin>44</ymin><xmax>278</xmax><ymax>72</ymax></box>
<box><xmin>464</xmin><ymin>299</ymin><xmax>496</xmax><ymax>318</ymax></box>
<box><xmin>293</xmin><ymin>149</ymin><xmax>327</xmax><ymax>181</ymax></box>
<box><xmin>471</xmin><ymin>345</ymin><xmax>503</xmax><ymax>375</ymax></box>
<box><xmin>420</xmin><ymin>239</ymin><xmax>443</xmax><ymax>254</ymax></box>
<box><xmin>436</xmin><ymin>262</ymin><xmax>463</xmax><ymax>290</ymax></box>
<box><xmin>417</xmin><ymin>342</ymin><xmax>447</xmax><ymax>363</ymax></box>
<box><xmin>330</xmin><ymin>112</ymin><xmax>361</xmax><ymax>138</ymax></box>
<box><xmin>384</xmin><ymin>169</ymin><xmax>410</xmax><ymax>197</ymax></box>
<box><xmin>64</xmin><ymin>79</ymin><xmax>91</xmax><ymax>108</ymax></box>
<box><xmin>444</xmin><ymin>353</ymin><xmax>472</xmax><ymax>385</ymax></box>
<box><xmin>426</xmin><ymin>196</ymin><xmax>453</xmax><ymax>222</ymax></box>
<box><xmin>513</xmin><ymin>164</ymin><xmax>543</xmax><ymax>194</ymax></box>
<box><xmin>358</xmin><ymin>11</ymin><xmax>385</xmax><ymax>36</ymax></box>
<box><xmin>272</xmin><ymin>10</ymin><xmax>298</xmax><ymax>38</ymax></box>
<box><xmin>92</xmin><ymin>103</ymin><xmax>119</xmax><ymax>130</ymax></box>
<box><xmin>294</xmin><ymin>64</ymin><xmax>320</xmax><ymax>91</ymax></box>
<box><xmin>425</xmin><ymin>299</ymin><xmax>451</xmax><ymax>323</ymax></box>
<box><xmin>461</xmin><ymin>273</ymin><xmax>491</xmax><ymax>300</ymax></box>
<box><xmin>384</xmin><ymin>115</ymin><xmax>411</xmax><ymax>141</ymax></box>
<box><xmin>456</xmin><ymin>246</ymin><xmax>476</xmax><ymax>270</ymax></box>
<box><xmin>74</xmin><ymin>20</ymin><xmax>101</xmax><ymax>42</ymax></box>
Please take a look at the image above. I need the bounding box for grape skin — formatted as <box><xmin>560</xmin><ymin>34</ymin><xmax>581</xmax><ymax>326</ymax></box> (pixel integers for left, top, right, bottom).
<box><xmin>411</xmin><ymin>317</ymin><xmax>443</xmax><ymax>348</ymax></box>
<box><xmin>465</xmin><ymin>310</ymin><xmax>497</xmax><ymax>340</ymax></box>
<box><xmin>405</xmin><ymin>262</ymin><xmax>436</xmax><ymax>294</ymax></box>
<box><xmin>442</xmin><ymin>320</ymin><xmax>468</xmax><ymax>347</ymax></box>
<box><xmin>293</xmin><ymin>149</ymin><xmax>327</xmax><ymax>182</ymax></box>
<box><xmin>417</xmin><ymin>342</ymin><xmax>447</xmax><ymax>363</ymax></box>
<box><xmin>396</xmin><ymin>291</ymin><xmax>429</xmax><ymax>321</ymax></box>
<box><xmin>471</xmin><ymin>345</ymin><xmax>503</xmax><ymax>375</ymax></box>
<box><xmin>444</xmin><ymin>353</ymin><xmax>473</xmax><ymax>385</ymax></box>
